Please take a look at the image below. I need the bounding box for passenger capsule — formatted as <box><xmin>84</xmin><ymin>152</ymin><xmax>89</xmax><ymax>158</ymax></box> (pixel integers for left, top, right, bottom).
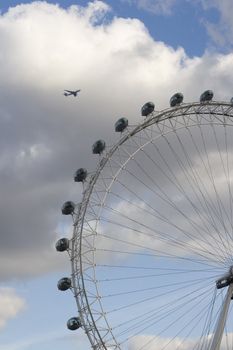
<box><xmin>61</xmin><ymin>201</ymin><xmax>75</xmax><ymax>215</ymax></box>
<box><xmin>200</xmin><ymin>90</ymin><xmax>214</xmax><ymax>102</ymax></box>
<box><xmin>216</xmin><ymin>278</ymin><xmax>229</xmax><ymax>289</ymax></box>
<box><xmin>230</xmin><ymin>97</ymin><xmax>233</xmax><ymax>105</ymax></box>
<box><xmin>57</xmin><ymin>277</ymin><xmax>72</xmax><ymax>291</ymax></box>
<box><xmin>55</xmin><ymin>238</ymin><xmax>69</xmax><ymax>252</ymax></box>
<box><xmin>92</xmin><ymin>140</ymin><xmax>106</xmax><ymax>154</ymax></box>
<box><xmin>115</xmin><ymin>117</ymin><xmax>128</xmax><ymax>132</ymax></box>
<box><xmin>170</xmin><ymin>93</ymin><xmax>183</xmax><ymax>107</ymax></box>
<box><xmin>74</xmin><ymin>168</ymin><xmax>87</xmax><ymax>182</ymax></box>
<box><xmin>141</xmin><ymin>102</ymin><xmax>155</xmax><ymax>117</ymax></box>
<box><xmin>67</xmin><ymin>317</ymin><xmax>81</xmax><ymax>331</ymax></box>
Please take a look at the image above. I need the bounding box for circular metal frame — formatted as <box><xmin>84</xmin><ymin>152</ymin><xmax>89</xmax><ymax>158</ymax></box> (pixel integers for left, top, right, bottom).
<box><xmin>70</xmin><ymin>101</ymin><xmax>233</xmax><ymax>350</ymax></box>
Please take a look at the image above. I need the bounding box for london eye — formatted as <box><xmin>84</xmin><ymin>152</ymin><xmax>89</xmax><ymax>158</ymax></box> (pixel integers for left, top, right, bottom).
<box><xmin>56</xmin><ymin>91</ymin><xmax>233</xmax><ymax>350</ymax></box>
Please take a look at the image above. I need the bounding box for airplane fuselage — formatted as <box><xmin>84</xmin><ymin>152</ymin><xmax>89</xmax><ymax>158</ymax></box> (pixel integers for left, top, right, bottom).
<box><xmin>64</xmin><ymin>89</ymin><xmax>81</xmax><ymax>97</ymax></box>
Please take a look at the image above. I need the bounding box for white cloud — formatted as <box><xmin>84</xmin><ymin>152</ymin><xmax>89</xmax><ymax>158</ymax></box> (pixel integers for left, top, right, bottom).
<box><xmin>0</xmin><ymin>288</ymin><xmax>25</xmax><ymax>329</ymax></box>
<box><xmin>121</xmin><ymin>0</ymin><xmax>178</xmax><ymax>15</ymax></box>
<box><xmin>129</xmin><ymin>334</ymin><xmax>195</xmax><ymax>350</ymax></box>
<box><xmin>0</xmin><ymin>1</ymin><xmax>232</xmax><ymax>281</ymax></box>
<box><xmin>128</xmin><ymin>333</ymin><xmax>233</xmax><ymax>350</ymax></box>
<box><xmin>200</xmin><ymin>0</ymin><xmax>233</xmax><ymax>47</ymax></box>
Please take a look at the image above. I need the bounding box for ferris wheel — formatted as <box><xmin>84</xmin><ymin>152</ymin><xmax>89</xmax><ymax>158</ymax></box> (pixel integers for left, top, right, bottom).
<box><xmin>56</xmin><ymin>91</ymin><xmax>233</xmax><ymax>350</ymax></box>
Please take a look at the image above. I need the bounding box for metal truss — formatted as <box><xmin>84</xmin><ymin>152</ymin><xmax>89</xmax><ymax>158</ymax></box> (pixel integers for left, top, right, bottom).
<box><xmin>70</xmin><ymin>101</ymin><xmax>233</xmax><ymax>350</ymax></box>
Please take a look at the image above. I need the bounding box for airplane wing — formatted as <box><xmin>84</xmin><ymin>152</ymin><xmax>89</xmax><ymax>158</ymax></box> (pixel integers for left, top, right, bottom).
<box><xmin>64</xmin><ymin>89</ymin><xmax>81</xmax><ymax>96</ymax></box>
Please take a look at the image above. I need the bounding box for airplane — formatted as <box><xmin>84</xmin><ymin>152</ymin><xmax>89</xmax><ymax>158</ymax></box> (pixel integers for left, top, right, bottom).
<box><xmin>64</xmin><ymin>89</ymin><xmax>81</xmax><ymax>97</ymax></box>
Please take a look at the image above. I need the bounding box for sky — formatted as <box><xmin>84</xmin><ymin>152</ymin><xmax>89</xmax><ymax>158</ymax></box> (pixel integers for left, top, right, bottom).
<box><xmin>0</xmin><ymin>0</ymin><xmax>233</xmax><ymax>350</ymax></box>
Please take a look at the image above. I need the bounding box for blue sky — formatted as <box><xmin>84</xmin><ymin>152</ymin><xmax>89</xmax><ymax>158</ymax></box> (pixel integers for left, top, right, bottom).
<box><xmin>0</xmin><ymin>1</ymin><xmax>233</xmax><ymax>350</ymax></box>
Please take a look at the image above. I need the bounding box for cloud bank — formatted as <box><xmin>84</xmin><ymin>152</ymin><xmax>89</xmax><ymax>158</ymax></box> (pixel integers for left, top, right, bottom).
<box><xmin>0</xmin><ymin>1</ymin><xmax>232</xmax><ymax>281</ymax></box>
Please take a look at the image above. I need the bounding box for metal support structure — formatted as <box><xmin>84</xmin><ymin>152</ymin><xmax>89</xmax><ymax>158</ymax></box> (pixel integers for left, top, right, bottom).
<box><xmin>209</xmin><ymin>283</ymin><xmax>233</xmax><ymax>350</ymax></box>
<box><xmin>70</xmin><ymin>101</ymin><xmax>233</xmax><ymax>350</ymax></box>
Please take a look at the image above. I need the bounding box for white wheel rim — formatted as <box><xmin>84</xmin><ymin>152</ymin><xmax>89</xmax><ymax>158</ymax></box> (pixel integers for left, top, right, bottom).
<box><xmin>71</xmin><ymin>101</ymin><xmax>233</xmax><ymax>350</ymax></box>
